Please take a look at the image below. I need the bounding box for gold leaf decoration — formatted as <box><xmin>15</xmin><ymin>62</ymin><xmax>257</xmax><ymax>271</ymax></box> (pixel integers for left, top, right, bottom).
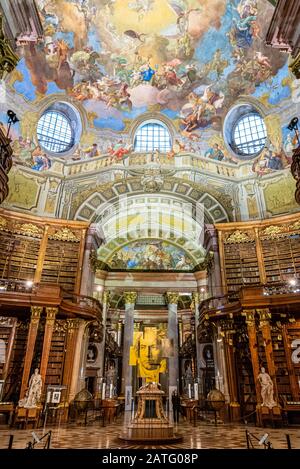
<box><xmin>260</xmin><ymin>225</ymin><xmax>286</xmax><ymax>239</ymax></box>
<box><xmin>0</xmin><ymin>216</ymin><xmax>8</xmax><ymax>230</ymax></box>
<box><xmin>50</xmin><ymin>227</ymin><xmax>80</xmax><ymax>242</ymax></box>
<box><xmin>14</xmin><ymin>223</ymin><xmax>43</xmax><ymax>238</ymax></box>
<box><xmin>289</xmin><ymin>221</ymin><xmax>300</xmax><ymax>231</ymax></box>
<box><xmin>225</xmin><ymin>230</ymin><xmax>252</xmax><ymax>244</ymax></box>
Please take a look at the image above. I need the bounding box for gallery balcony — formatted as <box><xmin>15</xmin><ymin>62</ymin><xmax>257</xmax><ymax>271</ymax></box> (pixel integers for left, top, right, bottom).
<box><xmin>0</xmin><ymin>279</ymin><xmax>102</xmax><ymax>322</ymax></box>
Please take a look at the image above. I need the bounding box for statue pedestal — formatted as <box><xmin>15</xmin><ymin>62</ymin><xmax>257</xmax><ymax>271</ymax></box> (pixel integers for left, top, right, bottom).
<box><xmin>258</xmin><ymin>405</ymin><xmax>282</xmax><ymax>427</ymax></box>
<box><xmin>119</xmin><ymin>383</ymin><xmax>182</xmax><ymax>442</ymax></box>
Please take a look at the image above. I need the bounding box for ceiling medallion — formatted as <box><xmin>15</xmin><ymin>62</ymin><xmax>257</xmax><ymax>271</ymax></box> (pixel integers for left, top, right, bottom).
<box><xmin>129</xmin><ymin>160</ymin><xmax>175</xmax><ymax>193</ymax></box>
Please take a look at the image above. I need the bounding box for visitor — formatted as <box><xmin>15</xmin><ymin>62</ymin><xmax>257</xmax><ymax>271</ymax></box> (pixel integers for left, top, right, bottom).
<box><xmin>172</xmin><ymin>390</ymin><xmax>181</xmax><ymax>423</ymax></box>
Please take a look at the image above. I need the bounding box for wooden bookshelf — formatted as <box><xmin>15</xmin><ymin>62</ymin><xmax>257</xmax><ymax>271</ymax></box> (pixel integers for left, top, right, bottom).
<box><xmin>271</xmin><ymin>329</ymin><xmax>292</xmax><ymax>401</ymax></box>
<box><xmin>0</xmin><ymin>324</ymin><xmax>11</xmax><ymax>378</ymax></box>
<box><xmin>0</xmin><ymin>232</ymin><xmax>40</xmax><ymax>281</ymax></box>
<box><xmin>41</xmin><ymin>239</ymin><xmax>80</xmax><ymax>292</ymax></box>
<box><xmin>0</xmin><ymin>209</ymin><xmax>88</xmax><ymax>293</ymax></box>
<box><xmin>3</xmin><ymin>322</ymin><xmax>28</xmax><ymax>401</ymax></box>
<box><xmin>217</xmin><ymin>214</ymin><xmax>300</xmax><ymax>293</ymax></box>
<box><xmin>45</xmin><ymin>326</ymin><xmax>67</xmax><ymax>386</ymax></box>
<box><xmin>261</xmin><ymin>235</ymin><xmax>300</xmax><ymax>284</ymax></box>
<box><xmin>224</xmin><ymin>242</ymin><xmax>260</xmax><ymax>296</ymax></box>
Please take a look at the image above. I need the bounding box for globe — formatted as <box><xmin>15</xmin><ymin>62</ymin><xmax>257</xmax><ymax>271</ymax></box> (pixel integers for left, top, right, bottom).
<box><xmin>206</xmin><ymin>389</ymin><xmax>225</xmax><ymax>411</ymax></box>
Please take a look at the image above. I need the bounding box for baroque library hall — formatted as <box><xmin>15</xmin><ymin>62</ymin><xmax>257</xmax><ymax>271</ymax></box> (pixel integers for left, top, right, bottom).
<box><xmin>0</xmin><ymin>0</ymin><xmax>300</xmax><ymax>453</ymax></box>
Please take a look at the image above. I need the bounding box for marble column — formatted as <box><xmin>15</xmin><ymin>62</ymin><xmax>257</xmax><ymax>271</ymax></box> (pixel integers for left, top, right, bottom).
<box><xmin>192</xmin><ymin>292</ymin><xmax>202</xmax><ymax>379</ymax></box>
<box><xmin>117</xmin><ymin>321</ymin><xmax>122</xmax><ymax>347</ymax></box>
<box><xmin>98</xmin><ymin>291</ymin><xmax>110</xmax><ymax>380</ymax></box>
<box><xmin>62</xmin><ymin>319</ymin><xmax>84</xmax><ymax>402</ymax></box>
<box><xmin>212</xmin><ymin>328</ymin><xmax>230</xmax><ymax>403</ymax></box>
<box><xmin>80</xmin><ymin>225</ymin><xmax>102</xmax><ymax>297</ymax></box>
<box><xmin>40</xmin><ymin>307</ymin><xmax>58</xmax><ymax>387</ymax></box>
<box><xmin>245</xmin><ymin>311</ymin><xmax>261</xmax><ymax>404</ymax></box>
<box><xmin>205</xmin><ymin>225</ymin><xmax>223</xmax><ymax>296</ymax></box>
<box><xmin>69</xmin><ymin>321</ymin><xmax>86</xmax><ymax>400</ymax></box>
<box><xmin>122</xmin><ymin>292</ymin><xmax>137</xmax><ymax>410</ymax></box>
<box><xmin>78</xmin><ymin>325</ymin><xmax>90</xmax><ymax>393</ymax></box>
<box><xmin>20</xmin><ymin>306</ymin><xmax>43</xmax><ymax>399</ymax></box>
<box><xmin>166</xmin><ymin>292</ymin><xmax>179</xmax><ymax>401</ymax></box>
<box><xmin>224</xmin><ymin>331</ymin><xmax>240</xmax><ymax>421</ymax></box>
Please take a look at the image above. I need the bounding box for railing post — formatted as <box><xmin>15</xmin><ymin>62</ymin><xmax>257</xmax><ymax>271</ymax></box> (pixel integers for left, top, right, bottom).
<box><xmin>245</xmin><ymin>429</ymin><xmax>250</xmax><ymax>449</ymax></box>
<box><xmin>7</xmin><ymin>435</ymin><xmax>13</xmax><ymax>449</ymax></box>
<box><xmin>286</xmin><ymin>434</ymin><xmax>292</xmax><ymax>449</ymax></box>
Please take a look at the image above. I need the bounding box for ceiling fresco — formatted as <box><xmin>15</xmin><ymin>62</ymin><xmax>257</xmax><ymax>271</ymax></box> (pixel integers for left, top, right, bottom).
<box><xmin>10</xmin><ymin>0</ymin><xmax>288</xmax><ymax>132</ymax></box>
<box><xmin>101</xmin><ymin>239</ymin><xmax>196</xmax><ymax>271</ymax></box>
<box><xmin>0</xmin><ymin>0</ymin><xmax>298</xmax><ymax>184</ymax></box>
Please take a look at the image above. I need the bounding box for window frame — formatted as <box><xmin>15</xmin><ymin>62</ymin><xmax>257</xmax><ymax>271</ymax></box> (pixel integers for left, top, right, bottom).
<box><xmin>134</xmin><ymin>120</ymin><xmax>172</xmax><ymax>153</ymax></box>
<box><xmin>232</xmin><ymin>112</ymin><xmax>267</xmax><ymax>157</ymax></box>
<box><xmin>37</xmin><ymin>109</ymin><xmax>74</xmax><ymax>154</ymax></box>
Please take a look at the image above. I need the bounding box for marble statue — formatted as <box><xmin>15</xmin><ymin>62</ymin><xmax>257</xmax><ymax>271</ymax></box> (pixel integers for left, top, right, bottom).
<box><xmin>19</xmin><ymin>368</ymin><xmax>42</xmax><ymax>408</ymax></box>
<box><xmin>257</xmin><ymin>367</ymin><xmax>277</xmax><ymax>408</ymax></box>
<box><xmin>105</xmin><ymin>361</ymin><xmax>117</xmax><ymax>397</ymax></box>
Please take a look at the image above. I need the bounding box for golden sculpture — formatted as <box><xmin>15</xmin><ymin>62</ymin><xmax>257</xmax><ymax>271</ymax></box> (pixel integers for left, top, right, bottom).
<box><xmin>260</xmin><ymin>225</ymin><xmax>286</xmax><ymax>239</ymax></box>
<box><xmin>50</xmin><ymin>227</ymin><xmax>80</xmax><ymax>242</ymax></box>
<box><xmin>225</xmin><ymin>230</ymin><xmax>252</xmax><ymax>244</ymax></box>
<box><xmin>14</xmin><ymin>223</ymin><xmax>43</xmax><ymax>238</ymax></box>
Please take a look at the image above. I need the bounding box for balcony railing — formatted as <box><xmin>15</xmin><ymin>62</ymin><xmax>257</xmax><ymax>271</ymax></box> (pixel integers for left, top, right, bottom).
<box><xmin>0</xmin><ymin>278</ymin><xmax>33</xmax><ymax>293</ymax></box>
<box><xmin>0</xmin><ymin>279</ymin><xmax>102</xmax><ymax>320</ymax></box>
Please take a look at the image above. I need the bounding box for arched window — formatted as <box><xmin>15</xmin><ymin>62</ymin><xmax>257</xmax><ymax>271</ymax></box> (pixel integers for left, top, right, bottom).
<box><xmin>37</xmin><ymin>110</ymin><xmax>73</xmax><ymax>153</ymax></box>
<box><xmin>134</xmin><ymin>120</ymin><xmax>172</xmax><ymax>153</ymax></box>
<box><xmin>232</xmin><ymin>113</ymin><xmax>267</xmax><ymax>156</ymax></box>
<box><xmin>36</xmin><ymin>101</ymin><xmax>82</xmax><ymax>155</ymax></box>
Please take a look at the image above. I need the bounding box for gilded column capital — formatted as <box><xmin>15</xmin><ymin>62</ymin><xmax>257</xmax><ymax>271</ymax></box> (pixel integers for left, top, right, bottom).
<box><xmin>30</xmin><ymin>306</ymin><xmax>43</xmax><ymax>324</ymax></box>
<box><xmin>67</xmin><ymin>319</ymin><xmax>82</xmax><ymax>331</ymax></box>
<box><xmin>124</xmin><ymin>291</ymin><xmax>137</xmax><ymax>305</ymax></box>
<box><xmin>45</xmin><ymin>307</ymin><xmax>58</xmax><ymax>323</ymax></box>
<box><xmin>165</xmin><ymin>292</ymin><xmax>179</xmax><ymax>305</ymax></box>
<box><xmin>258</xmin><ymin>309</ymin><xmax>271</xmax><ymax>327</ymax></box>
<box><xmin>245</xmin><ymin>310</ymin><xmax>256</xmax><ymax>326</ymax></box>
<box><xmin>103</xmin><ymin>290</ymin><xmax>111</xmax><ymax>305</ymax></box>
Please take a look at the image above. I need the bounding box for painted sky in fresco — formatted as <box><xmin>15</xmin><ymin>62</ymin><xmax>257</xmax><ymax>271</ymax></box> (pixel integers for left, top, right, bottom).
<box><xmin>7</xmin><ymin>0</ymin><xmax>288</xmax><ymax>136</ymax></box>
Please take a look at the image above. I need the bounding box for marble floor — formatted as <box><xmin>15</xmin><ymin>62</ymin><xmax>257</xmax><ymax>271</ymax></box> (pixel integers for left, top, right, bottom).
<box><xmin>0</xmin><ymin>416</ymin><xmax>299</xmax><ymax>449</ymax></box>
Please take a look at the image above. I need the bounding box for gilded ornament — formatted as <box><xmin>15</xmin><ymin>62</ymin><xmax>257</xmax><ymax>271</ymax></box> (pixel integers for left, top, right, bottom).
<box><xmin>289</xmin><ymin>51</ymin><xmax>300</xmax><ymax>79</ymax></box>
<box><xmin>14</xmin><ymin>223</ymin><xmax>43</xmax><ymax>238</ymax></box>
<box><xmin>67</xmin><ymin>319</ymin><xmax>82</xmax><ymax>330</ymax></box>
<box><xmin>165</xmin><ymin>292</ymin><xmax>179</xmax><ymax>305</ymax></box>
<box><xmin>50</xmin><ymin>227</ymin><xmax>80</xmax><ymax>242</ymax></box>
<box><xmin>45</xmin><ymin>307</ymin><xmax>58</xmax><ymax>321</ymax></box>
<box><xmin>0</xmin><ymin>216</ymin><xmax>7</xmax><ymax>230</ymax></box>
<box><xmin>260</xmin><ymin>225</ymin><xmax>286</xmax><ymax>239</ymax></box>
<box><xmin>54</xmin><ymin>320</ymin><xmax>68</xmax><ymax>333</ymax></box>
<box><xmin>225</xmin><ymin>230</ymin><xmax>251</xmax><ymax>244</ymax></box>
<box><xmin>124</xmin><ymin>291</ymin><xmax>137</xmax><ymax>305</ymax></box>
<box><xmin>289</xmin><ymin>220</ymin><xmax>300</xmax><ymax>232</ymax></box>
<box><xmin>30</xmin><ymin>306</ymin><xmax>43</xmax><ymax>320</ymax></box>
